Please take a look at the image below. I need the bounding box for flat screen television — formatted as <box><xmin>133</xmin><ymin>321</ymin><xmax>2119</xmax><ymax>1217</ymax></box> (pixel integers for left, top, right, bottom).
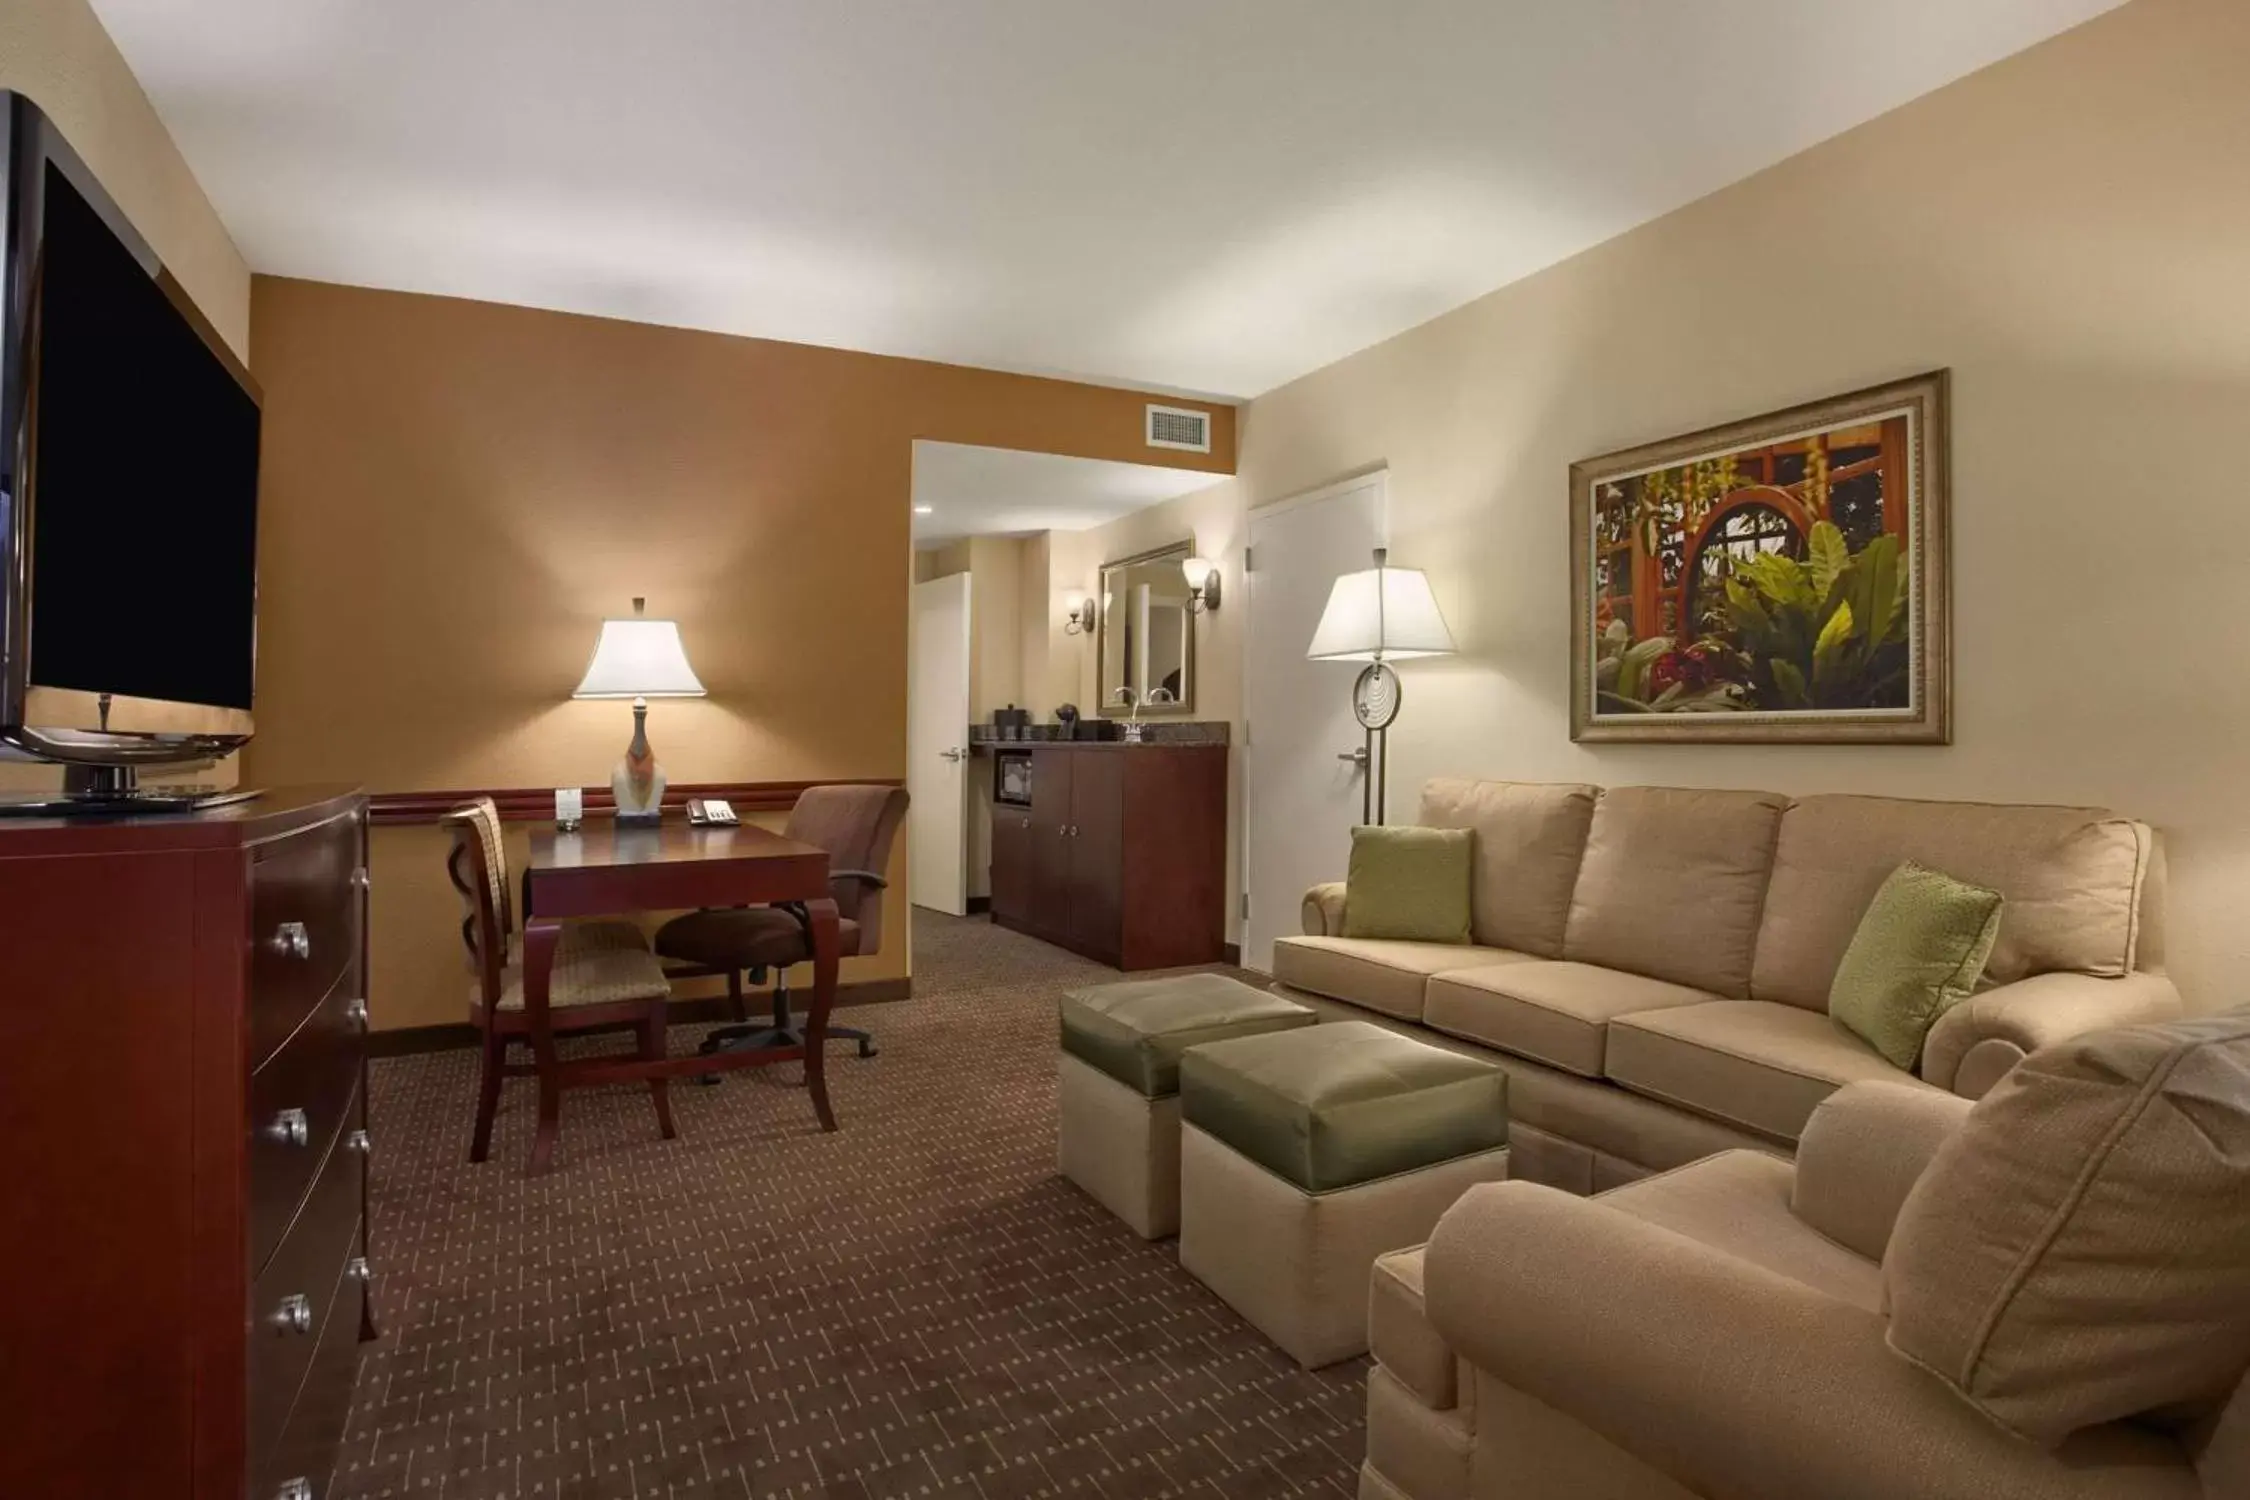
<box><xmin>0</xmin><ymin>92</ymin><xmax>262</xmax><ymax>805</ymax></box>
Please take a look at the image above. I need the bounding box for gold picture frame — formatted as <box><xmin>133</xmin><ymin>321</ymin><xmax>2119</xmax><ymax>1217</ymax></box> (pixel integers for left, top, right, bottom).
<box><xmin>1568</xmin><ymin>370</ymin><xmax>1951</xmax><ymax>744</ymax></box>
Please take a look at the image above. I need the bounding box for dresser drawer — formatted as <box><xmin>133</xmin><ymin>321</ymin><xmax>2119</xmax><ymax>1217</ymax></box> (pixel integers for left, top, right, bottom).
<box><xmin>249</xmin><ymin>1110</ymin><xmax>364</xmax><ymax>1466</ymax></box>
<box><xmin>250</xmin><ymin>980</ymin><xmax>366</xmax><ymax>1273</ymax></box>
<box><xmin>250</xmin><ymin>812</ymin><xmax>363</xmax><ymax>1067</ymax></box>
<box><xmin>254</xmin><ymin>1233</ymin><xmax>365</xmax><ymax>1500</ymax></box>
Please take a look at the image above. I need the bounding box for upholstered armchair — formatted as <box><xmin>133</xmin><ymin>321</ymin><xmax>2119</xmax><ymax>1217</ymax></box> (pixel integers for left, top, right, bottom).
<box><xmin>1359</xmin><ymin>1017</ymin><xmax>2250</xmax><ymax>1500</ymax></box>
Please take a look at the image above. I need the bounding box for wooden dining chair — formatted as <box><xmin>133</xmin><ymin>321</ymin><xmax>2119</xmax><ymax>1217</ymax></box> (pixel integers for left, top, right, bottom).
<box><xmin>441</xmin><ymin>799</ymin><xmax>679</xmax><ymax>1164</ymax></box>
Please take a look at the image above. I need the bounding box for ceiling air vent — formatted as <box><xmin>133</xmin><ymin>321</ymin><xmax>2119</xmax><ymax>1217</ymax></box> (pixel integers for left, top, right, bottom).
<box><xmin>1145</xmin><ymin>404</ymin><xmax>1212</xmax><ymax>454</ymax></box>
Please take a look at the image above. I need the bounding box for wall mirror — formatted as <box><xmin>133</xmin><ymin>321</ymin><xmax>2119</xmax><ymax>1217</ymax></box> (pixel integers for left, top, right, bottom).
<box><xmin>1097</xmin><ymin>540</ymin><xmax>1196</xmax><ymax>716</ymax></box>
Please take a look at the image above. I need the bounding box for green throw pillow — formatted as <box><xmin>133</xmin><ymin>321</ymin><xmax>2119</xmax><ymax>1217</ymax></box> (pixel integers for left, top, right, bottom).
<box><xmin>1342</xmin><ymin>825</ymin><xmax>1473</xmax><ymax>944</ymax></box>
<box><xmin>1830</xmin><ymin>861</ymin><xmax>2004</xmax><ymax>1070</ymax></box>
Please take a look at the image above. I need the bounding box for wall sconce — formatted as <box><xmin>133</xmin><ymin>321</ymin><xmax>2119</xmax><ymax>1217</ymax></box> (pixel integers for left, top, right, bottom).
<box><xmin>1063</xmin><ymin>589</ymin><xmax>1096</xmax><ymax>636</ymax></box>
<box><xmin>1181</xmin><ymin>555</ymin><xmax>1221</xmax><ymax>614</ymax></box>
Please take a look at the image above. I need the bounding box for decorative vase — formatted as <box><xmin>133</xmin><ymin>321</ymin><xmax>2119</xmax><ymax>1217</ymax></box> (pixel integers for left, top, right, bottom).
<box><xmin>611</xmin><ymin>699</ymin><xmax>666</xmax><ymax>825</ymax></box>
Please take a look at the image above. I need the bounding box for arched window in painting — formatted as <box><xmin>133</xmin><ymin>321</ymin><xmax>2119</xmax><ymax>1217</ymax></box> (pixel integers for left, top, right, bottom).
<box><xmin>1686</xmin><ymin>501</ymin><xmax>1804</xmax><ymax>635</ymax></box>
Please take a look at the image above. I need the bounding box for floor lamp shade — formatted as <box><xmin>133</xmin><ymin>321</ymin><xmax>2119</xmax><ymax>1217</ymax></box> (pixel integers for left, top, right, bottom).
<box><xmin>572</xmin><ymin>599</ymin><xmax>705</xmax><ymax>823</ymax></box>
<box><xmin>1307</xmin><ymin>550</ymin><xmax>1456</xmax><ymax>662</ymax></box>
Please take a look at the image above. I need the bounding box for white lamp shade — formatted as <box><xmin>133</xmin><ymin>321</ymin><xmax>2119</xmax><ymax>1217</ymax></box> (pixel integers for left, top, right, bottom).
<box><xmin>572</xmin><ymin>617</ymin><xmax>707</xmax><ymax>698</ymax></box>
<box><xmin>1181</xmin><ymin>555</ymin><xmax>1218</xmax><ymax>590</ymax></box>
<box><xmin>1307</xmin><ymin>559</ymin><xmax>1456</xmax><ymax>661</ymax></box>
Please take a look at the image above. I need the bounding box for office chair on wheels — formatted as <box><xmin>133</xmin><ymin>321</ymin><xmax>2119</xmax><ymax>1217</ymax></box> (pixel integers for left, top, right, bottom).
<box><xmin>653</xmin><ymin>784</ymin><xmax>909</xmax><ymax>1071</ymax></box>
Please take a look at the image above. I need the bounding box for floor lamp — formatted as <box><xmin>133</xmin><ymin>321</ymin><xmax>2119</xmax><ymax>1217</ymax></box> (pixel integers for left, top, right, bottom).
<box><xmin>1306</xmin><ymin>548</ymin><xmax>1457</xmax><ymax>825</ymax></box>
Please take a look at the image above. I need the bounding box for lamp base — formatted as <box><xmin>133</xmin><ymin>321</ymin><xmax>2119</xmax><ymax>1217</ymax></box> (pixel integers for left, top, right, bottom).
<box><xmin>611</xmin><ymin>700</ymin><xmax>667</xmax><ymax>823</ymax></box>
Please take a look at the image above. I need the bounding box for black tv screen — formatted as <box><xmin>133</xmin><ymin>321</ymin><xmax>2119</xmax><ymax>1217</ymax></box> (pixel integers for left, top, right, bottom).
<box><xmin>28</xmin><ymin>161</ymin><xmax>260</xmax><ymax>712</ymax></box>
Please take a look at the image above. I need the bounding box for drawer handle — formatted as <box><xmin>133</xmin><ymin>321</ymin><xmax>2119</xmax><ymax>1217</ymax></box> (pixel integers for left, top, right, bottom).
<box><xmin>276</xmin><ymin>1481</ymin><xmax>314</xmax><ymax>1500</ymax></box>
<box><xmin>347</xmin><ymin>1128</ymin><xmax>373</xmax><ymax>1156</ymax></box>
<box><xmin>270</xmin><ymin>1293</ymin><xmax>314</xmax><ymax>1336</ymax></box>
<box><xmin>264</xmin><ymin>1108</ymin><xmax>309</xmax><ymax>1148</ymax></box>
<box><xmin>344</xmin><ymin>997</ymin><xmax>369</xmax><ymax>1031</ymax></box>
<box><xmin>348</xmin><ymin>1255</ymin><xmax>373</xmax><ymax>1283</ymax></box>
<box><xmin>268</xmin><ymin>922</ymin><xmax>312</xmax><ymax>961</ymax></box>
<box><xmin>351</xmin><ymin>867</ymin><xmax>371</xmax><ymax>892</ymax></box>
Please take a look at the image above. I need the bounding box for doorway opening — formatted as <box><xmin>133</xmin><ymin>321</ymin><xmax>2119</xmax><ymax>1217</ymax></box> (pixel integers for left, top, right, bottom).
<box><xmin>904</xmin><ymin>440</ymin><xmax>1218</xmax><ymax>938</ymax></box>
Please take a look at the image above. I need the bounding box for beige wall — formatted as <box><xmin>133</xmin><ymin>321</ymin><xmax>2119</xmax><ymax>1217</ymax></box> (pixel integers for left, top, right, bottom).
<box><xmin>1038</xmin><ymin>0</ymin><xmax>2250</xmax><ymax>1008</ymax></box>
<box><xmin>917</xmin><ymin>534</ymin><xmax>1032</xmax><ymax>898</ymax></box>
<box><xmin>920</xmin><ymin>536</ymin><xmax>1030</xmax><ymax>721</ymax></box>
<box><xmin>0</xmin><ymin>0</ymin><xmax>252</xmax><ymax>794</ymax></box>
<box><xmin>1049</xmin><ymin>487</ymin><xmax>1243</xmax><ymax>726</ymax></box>
<box><xmin>0</xmin><ymin>0</ymin><xmax>249</xmax><ymax>357</ymax></box>
<box><xmin>246</xmin><ymin>277</ymin><xmax>1232</xmax><ymax>1029</ymax></box>
<box><xmin>1017</xmin><ymin>532</ymin><xmax>1058</xmax><ymax>716</ymax></box>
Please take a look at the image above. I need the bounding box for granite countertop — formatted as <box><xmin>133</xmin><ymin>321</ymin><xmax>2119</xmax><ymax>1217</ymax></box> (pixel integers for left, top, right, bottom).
<box><xmin>969</xmin><ymin>721</ymin><xmax>1229</xmax><ymax>748</ymax></box>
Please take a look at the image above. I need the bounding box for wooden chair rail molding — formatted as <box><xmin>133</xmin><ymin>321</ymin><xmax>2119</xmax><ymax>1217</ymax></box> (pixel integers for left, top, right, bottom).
<box><xmin>369</xmin><ymin>779</ymin><xmax>904</xmax><ymax>827</ymax></box>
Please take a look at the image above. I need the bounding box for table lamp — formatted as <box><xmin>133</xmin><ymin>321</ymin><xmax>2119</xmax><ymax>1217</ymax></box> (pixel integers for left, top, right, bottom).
<box><xmin>572</xmin><ymin>597</ymin><xmax>706</xmax><ymax>825</ymax></box>
<box><xmin>1306</xmin><ymin>548</ymin><xmax>1456</xmax><ymax>824</ymax></box>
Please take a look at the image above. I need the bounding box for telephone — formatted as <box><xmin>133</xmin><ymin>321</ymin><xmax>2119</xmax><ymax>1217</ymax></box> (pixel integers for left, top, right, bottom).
<box><xmin>686</xmin><ymin>797</ymin><xmax>739</xmax><ymax>826</ymax></box>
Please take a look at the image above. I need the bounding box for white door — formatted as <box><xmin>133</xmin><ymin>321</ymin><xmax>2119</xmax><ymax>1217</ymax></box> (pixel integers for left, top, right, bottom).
<box><xmin>1243</xmin><ymin>474</ymin><xmax>1386</xmax><ymax>973</ymax></box>
<box><xmin>908</xmin><ymin>573</ymin><xmax>972</xmax><ymax>915</ymax></box>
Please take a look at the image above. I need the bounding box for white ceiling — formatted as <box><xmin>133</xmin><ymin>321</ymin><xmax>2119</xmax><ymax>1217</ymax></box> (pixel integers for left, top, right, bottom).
<box><xmin>911</xmin><ymin>442</ymin><xmax>1216</xmax><ymax>547</ymax></box>
<box><xmin>93</xmin><ymin>0</ymin><xmax>2121</xmax><ymax>399</ymax></box>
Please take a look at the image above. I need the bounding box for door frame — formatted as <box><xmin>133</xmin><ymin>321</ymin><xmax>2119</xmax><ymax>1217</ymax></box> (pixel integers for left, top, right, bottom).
<box><xmin>1241</xmin><ymin>468</ymin><xmax>1388</xmax><ymax>972</ymax></box>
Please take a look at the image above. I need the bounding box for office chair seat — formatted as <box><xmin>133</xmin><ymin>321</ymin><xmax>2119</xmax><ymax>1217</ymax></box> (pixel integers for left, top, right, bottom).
<box><xmin>652</xmin><ymin>784</ymin><xmax>907</xmax><ymax>1081</ymax></box>
<box><xmin>653</xmin><ymin>907</ymin><xmax>863</xmax><ymax>972</ymax></box>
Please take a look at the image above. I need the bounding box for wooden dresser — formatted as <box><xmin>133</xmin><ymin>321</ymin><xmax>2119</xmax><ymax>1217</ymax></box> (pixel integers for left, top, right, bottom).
<box><xmin>0</xmin><ymin>786</ymin><xmax>373</xmax><ymax>1500</ymax></box>
<box><xmin>990</xmin><ymin>743</ymin><xmax>1227</xmax><ymax>968</ymax></box>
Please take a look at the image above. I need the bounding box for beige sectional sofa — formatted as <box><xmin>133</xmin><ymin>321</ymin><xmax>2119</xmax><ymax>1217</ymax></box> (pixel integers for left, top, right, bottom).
<box><xmin>1274</xmin><ymin>778</ymin><xmax>2181</xmax><ymax>1191</ymax></box>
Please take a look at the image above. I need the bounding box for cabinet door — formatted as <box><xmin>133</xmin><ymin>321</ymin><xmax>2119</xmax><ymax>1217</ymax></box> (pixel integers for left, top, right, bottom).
<box><xmin>1067</xmin><ymin>750</ymin><xmax>1125</xmax><ymax>963</ymax></box>
<box><xmin>1028</xmin><ymin>750</ymin><xmax>1074</xmax><ymax>942</ymax></box>
<box><xmin>989</xmin><ymin>807</ymin><xmax>1034</xmax><ymax>925</ymax></box>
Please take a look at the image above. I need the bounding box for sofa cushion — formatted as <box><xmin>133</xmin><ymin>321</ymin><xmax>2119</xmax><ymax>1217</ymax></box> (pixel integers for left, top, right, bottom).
<box><xmin>1886</xmin><ymin>1013</ymin><xmax>2250</xmax><ymax>1448</ymax></box>
<box><xmin>1597</xmin><ymin>1149</ymin><xmax>1884</xmax><ymax>1313</ymax></box>
<box><xmin>1370</xmin><ymin>1246</ymin><xmax>1457</xmax><ymax>1410</ymax></box>
<box><xmin>1562</xmin><ymin>786</ymin><xmax>1789</xmax><ymax>998</ymax></box>
<box><xmin>1058</xmin><ymin>974</ymin><xmax>1315</xmax><ymax>1098</ymax></box>
<box><xmin>1606</xmin><ymin>1000</ymin><xmax>1929</xmax><ymax>1142</ymax></box>
<box><xmin>1829</xmin><ymin>861</ymin><xmax>2004</xmax><ymax>1069</ymax></box>
<box><xmin>1343</xmin><ymin>825</ymin><xmax>1474</xmax><ymax>944</ymax></box>
<box><xmin>1179</xmin><ymin>1021</ymin><xmax>1509</xmax><ymax>1193</ymax></box>
<box><xmin>1424</xmin><ymin>961</ymin><xmax>1717</xmax><ymax>1079</ymax></box>
<box><xmin>1752</xmin><ymin>794</ymin><xmax>2155</xmax><ymax>1011</ymax></box>
<box><xmin>1270</xmin><ymin>935</ymin><xmax>1530</xmax><ymax>1022</ymax></box>
<box><xmin>1419</xmin><ymin>779</ymin><xmax>1599</xmax><ymax>957</ymax></box>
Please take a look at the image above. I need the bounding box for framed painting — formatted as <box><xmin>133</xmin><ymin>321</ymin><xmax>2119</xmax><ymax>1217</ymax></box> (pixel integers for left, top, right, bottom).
<box><xmin>1568</xmin><ymin>370</ymin><xmax>1950</xmax><ymax>744</ymax></box>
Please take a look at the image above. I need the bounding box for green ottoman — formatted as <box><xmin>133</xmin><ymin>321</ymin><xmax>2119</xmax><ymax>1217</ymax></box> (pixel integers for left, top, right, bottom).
<box><xmin>1178</xmin><ymin>1021</ymin><xmax>1510</xmax><ymax>1367</ymax></box>
<box><xmin>1058</xmin><ymin>974</ymin><xmax>1315</xmax><ymax>1239</ymax></box>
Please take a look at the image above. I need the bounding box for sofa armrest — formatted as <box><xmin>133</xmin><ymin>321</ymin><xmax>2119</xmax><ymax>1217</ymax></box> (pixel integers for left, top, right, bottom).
<box><xmin>1423</xmin><ymin>1182</ymin><xmax>2193</xmax><ymax>1500</ymax></box>
<box><xmin>1792</xmin><ymin>1082</ymin><xmax>1973</xmax><ymax>1261</ymax></box>
<box><xmin>1302</xmin><ymin>881</ymin><xmax>1347</xmax><ymax>937</ymax></box>
<box><xmin>1921</xmin><ymin>971</ymin><xmax>2184</xmax><ymax>1099</ymax></box>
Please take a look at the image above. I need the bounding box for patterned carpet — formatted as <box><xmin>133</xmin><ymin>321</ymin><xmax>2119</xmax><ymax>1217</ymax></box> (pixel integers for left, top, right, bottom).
<box><xmin>335</xmin><ymin>911</ymin><xmax>1366</xmax><ymax>1500</ymax></box>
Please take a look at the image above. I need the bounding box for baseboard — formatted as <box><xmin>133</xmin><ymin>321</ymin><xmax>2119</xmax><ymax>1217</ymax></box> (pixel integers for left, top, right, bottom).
<box><xmin>966</xmin><ymin>896</ymin><xmax>992</xmax><ymax>915</ymax></box>
<box><xmin>368</xmin><ymin>977</ymin><xmax>914</xmax><ymax>1057</ymax></box>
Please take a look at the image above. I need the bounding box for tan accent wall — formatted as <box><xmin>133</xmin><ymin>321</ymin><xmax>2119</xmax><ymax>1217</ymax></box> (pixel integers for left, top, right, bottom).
<box><xmin>0</xmin><ymin>0</ymin><xmax>252</xmax><ymax>795</ymax></box>
<box><xmin>245</xmin><ymin>276</ymin><xmax>1232</xmax><ymax>1030</ymax></box>
<box><xmin>1039</xmin><ymin>0</ymin><xmax>2250</xmax><ymax>1005</ymax></box>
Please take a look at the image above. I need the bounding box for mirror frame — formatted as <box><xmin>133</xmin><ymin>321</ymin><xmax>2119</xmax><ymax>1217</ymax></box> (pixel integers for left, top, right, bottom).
<box><xmin>1095</xmin><ymin>539</ymin><xmax>1197</xmax><ymax>717</ymax></box>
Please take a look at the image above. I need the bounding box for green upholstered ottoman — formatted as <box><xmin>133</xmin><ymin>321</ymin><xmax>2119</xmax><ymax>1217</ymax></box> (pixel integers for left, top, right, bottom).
<box><xmin>1177</xmin><ymin>1020</ymin><xmax>1510</xmax><ymax>1367</ymax></box>
<box><xmin>1057</xmin><ymin>974</ymin><xmax>1315</xmax><ymax>1239</ymax></box>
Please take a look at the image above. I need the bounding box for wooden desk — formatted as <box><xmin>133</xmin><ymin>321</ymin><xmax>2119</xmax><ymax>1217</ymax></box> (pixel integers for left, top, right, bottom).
<box><xmin>520</xmin><ymin>821</ymin><xmax>840</xmax><ymax>1172</ymax></box>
